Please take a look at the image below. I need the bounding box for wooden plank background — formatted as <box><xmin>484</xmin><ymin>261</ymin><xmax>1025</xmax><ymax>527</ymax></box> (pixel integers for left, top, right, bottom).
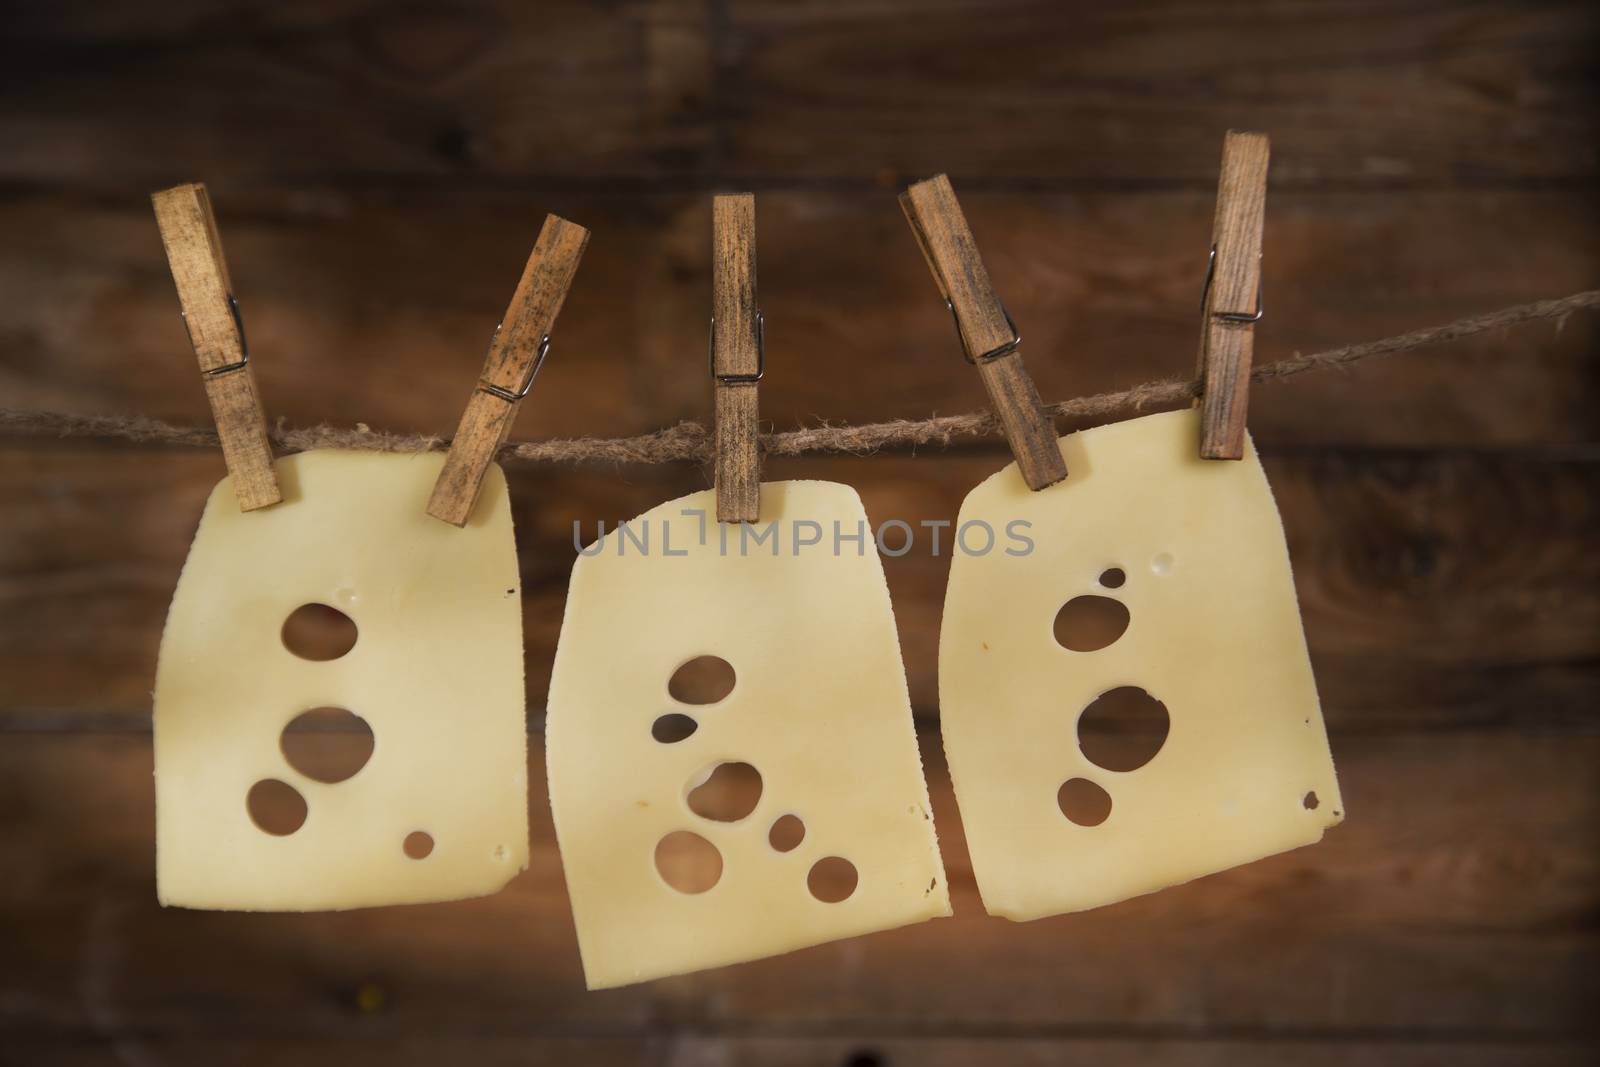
<box><xmin>1</xmin><ymin>1</ymin><xmax>1596</xmax><ymax>1064</ymax></box>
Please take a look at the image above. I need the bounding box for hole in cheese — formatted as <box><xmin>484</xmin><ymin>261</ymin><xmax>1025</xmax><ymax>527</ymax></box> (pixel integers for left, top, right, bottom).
<box><xmin>1303</xmin><ymin>791</ymin><xmax>1320</xmax><ymax>810</ymax></box>
<box><xmin>1099</xmin><ymin>567</ymin><xmax>1126</xmax><ymax>588</ymax></box>
<box><xmin>651</xmin><ymin>713</ymin><xmax>699</xmax><ymax>744</ymax></box>
<box><xmin>807</xmin><ymin>856</ymin><xmax>858</xmax><ymax>903</ymax></box>
<box><xmin>655</xmin><ymin>830</ymin><xmax>722</xmax><ymax>894</ymax></box>
<box><xmin>403</xmin><ymin>831</ymin><xmax>434</xmax><ymax>859</ymax></box>
<box><xmin>769</xmin><ymin>814</ymin><xmax>806</xmax><ymax>852</ymax></box>
<box><xmin>686</xmin><ymin>761</ymin><xmax>763</xmax><ymax>822</ymax></box>
<box><xmin>1057</xmin><ymin>778</ymin><xmax>1112</xmax><ymax>826</ymax></box>
<box><xmin>246</xmin><ymin>778</ymin><xmax>307</xmax><ymax>836</ymax></box>
<box><xmin>1151</xmin><ymin>552</ymin><xmax>1175</xmax><ymax>576</ymax></box>
<box><xmin>668</xmin><ymin>655</ymin><xmax>736</xmax><ymax>704</ymax></box>
<box><xmin>280</xmin><ymin>707</ymin><xmax>374</xmax><ymax>783</ymax></box>
<box><xmin>281</xmin><ymin>603</ymin><xmax>358</xmax><ymax>661</ymax></box>
<box><xmin>1077</xmin><ymin>686</ymin><xmax>1170</xmax><ymax>772</ymax></box>
<box><xmin>1053</xmin><ymin>595</ymin><xmax>1129</xmax><ymax>653</ymax></box>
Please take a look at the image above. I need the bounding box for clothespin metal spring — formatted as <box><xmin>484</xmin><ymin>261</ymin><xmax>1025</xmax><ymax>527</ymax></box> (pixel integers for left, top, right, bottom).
<box><xmin>946</xmin><ymin>297</ymin><xmax>1021</xmax><ymax>364</ymax></box>
<box><xmin>708</xmin><ymin>312</ymin><xmax>765</xmax><ymax>383</ymax></box>
<box><xmin>1201</xmin><ymin>247</ymin><xmax>1264</xmax><ymax>324</ymax></box>
<box><xmin>182</xmin><ymin>294</ymin><xmax>252</xmax><ymax>377</ymax></box>
<box><xmin>475</xmin><ymin>323</ymin><xmax>551</xmax><ymax>403</ymax></box>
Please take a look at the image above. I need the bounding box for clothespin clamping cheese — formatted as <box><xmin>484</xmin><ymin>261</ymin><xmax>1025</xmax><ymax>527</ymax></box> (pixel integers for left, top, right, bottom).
<box><xmin>935</xmin><ymin>137</ymin><xmax>1341</xmax><ymax>924</ymax></box>
<box><xmin>710</xmin><ymin>193</ymin><xmax>763</xmax><ymax>523</ymax></box>
<box><xmin>152</xmin><ymin>183</ymin><xmax>281</xmax><ymax>511</ymax></box>
<box><xmin>150</xmin><ymin>205</ymin><xmax>545</xmax><ymax>911</ymax></box>
<box><xmin>900</xmin><ymin>174</ymin><xmax>1066</xmax><ymax>491</ymax></box>
<box><xmin>1196</xmin><ymin>130</ymin><xmax>1270</xmax><ymax>460</ymax></box>
<box><xmin>545</xmin><ymin>194</ymin><xmax>949</xmax><ymax>989</ymax></box>
<box><xmin>428</xmin><ymin>214</ymin><xmax>590</xmax><ymax>526</ymax></box>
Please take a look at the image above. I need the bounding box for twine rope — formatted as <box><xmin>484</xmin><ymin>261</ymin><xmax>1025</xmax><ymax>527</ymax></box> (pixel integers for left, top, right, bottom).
<box><xmin>2</xmin><ymin>291</ymin><xmax>1595</xmax><ymax>464</ymax></box>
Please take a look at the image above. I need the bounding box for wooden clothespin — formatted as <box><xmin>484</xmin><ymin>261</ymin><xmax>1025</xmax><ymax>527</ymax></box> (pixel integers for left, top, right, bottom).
<box><xmin>711</xmin><ymin>193</ymin><xmax>762</xmax><ymax>523</ymax></box>
<box><xmin>900</xmin><ymin>175</ymin><xmax>1066</xmax><ymax>491</ymax></box>
<box><xmin>427</xmin><ymin>215</ymin><xmax>589</xmax><ymax>526</ymax></box>
<box><xmin>152</xmin><ymin>183</ymin><xmax>281</xmax><ymax>511</ymax></box>
<box><xmin>1197</xmin><ymin>130</ymin><xmax>1270</xmax><ymax>460</ymax></box>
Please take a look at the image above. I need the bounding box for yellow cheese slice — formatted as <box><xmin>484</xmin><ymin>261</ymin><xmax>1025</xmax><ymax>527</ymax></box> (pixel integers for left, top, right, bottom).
<box><xmin>154</xmin><ymin>449</ymin><xmax>528</xmax><ymax>910</ymax></box>
<box><xmin>548</xmin><ymin>481</ymin><xmax>950</xmax><ymax>989</ymax></box>
<box><xmin>940</xmin><ymin>409</ymin><xmax>1342</xmax><ymax>921</ymax></box>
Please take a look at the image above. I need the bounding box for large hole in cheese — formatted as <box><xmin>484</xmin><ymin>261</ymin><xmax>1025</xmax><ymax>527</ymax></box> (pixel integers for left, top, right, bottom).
<box><xmin>1057</xmin><ymin>778</ymin><xmax>1112</xmax><ymax>826</ymax></box>
<box><xmin>280</xmin><ymin>707</ymin><xmax>374</xmax><ymax>783</ymax></box>
<box><xmin>807</xmin><ymin>856</ymin><xmax>858</xmax><ymax>903</ymax></box>
<box><xmin>246</xmin><ymin>778</ymin><xmax>308</xmax><ymax>836</ymax></box>
<box><xmin>1053</xmin><ymin>595</ymin><xmax>1129</xmax><ymax>652</ymax></box>
<box><xmin>651</xmin><ymin>713</ymin><xmax>699</xmax><ymax>743</ymax></box>
<box><xmin>668</xmin><ymin>655</ymin><xmax>736</xmax><ymax>704</ymax></box>
<box><xmin>281</xmin><ymin>603</ymin><xmax>358</xmax><ymax>661</ymax></box>
<box><xmin>654</xmin><ymin>830</ymin><xmax>722</xmax><ymax>894</ymax></box>
<box><xmin>1076</xmin><ymin>686</ymin><xmax>1170</xmax><ymax>772</ymax></box>
<box><xmin>686</xmin><ymin>761</ymin><xmax>763</xmax><ymax>822</ymax></box>
<box><xmin>404</xmin><ymin>831</ymin><xmax>435</xmax><ymax>859</ymax></box>
<box><xmin>768</xmin><ymin>814</ymin><xmax>806</xmax><ymax>852</ymax></box>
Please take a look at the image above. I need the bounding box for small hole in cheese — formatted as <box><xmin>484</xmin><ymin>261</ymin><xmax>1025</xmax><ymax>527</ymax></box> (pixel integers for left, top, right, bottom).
<box><xmin>807</xmin><ymin>856</ymin><xmax>858</xmax><ymax>903</ymax></box>
<box><xmin>281</xmin><ymin>603</ymin><xmax>358</xmax><ymax>661</ymax></box>
<box><xmin>651</xmin><ymin>713</ymin><xmax>699</xmax><ymax>744</ymax></box>
<box><xmin>769</xmin><ymin>814</ymin><xmax>806</xmax><ymax>852</ymax></box>
<box><xmin>1303</xmin><ymin>791</ymin><xmax>1320</xmax><ymax>810</ymax></box>
<box><xmin>1099</xmin><ymin>567</ymin><xmax>1126</xmax><ymax>588</ymax></box>
<box><xmin>1077</xmin><ymin>686</ymin><xmax>1170</xmax><ymax>772</ymax></box>
<box><xmin>1057</xmin><ymin>778</ymin><xmax>1112</xmax><ymax>826</ymax></box>
<box><xmin>655</xmin><ymin>830</ymin><xmax>722</xmax><ymax>893</ymax></box>
<box><xmin>687</xmin><ymin>761</ymin><xmax>763</xmax><ymax>822</ymax></box>
<box><xmin>246</xmin><ymin>778</ymin><xmax>307</xmax><ymax>836</ymax></box>
<box><xmin>280</xmin><ymin>707</ymin><xmax>374</xmax><ymax>783</ymax></box>
<box><xmin>668</xmin><ymin>655</ymin><xmax>736</xmax><ymax>704</ymax></box>
<box><xmin>1151</xmin><ymin>552</ymin><xmax>1175</xmax><ymax>576</ymax></box>
<box><xmin>1053</xmin><ymin>595</ymin><xmax>1130</xmax><ymax>652</ymax></box>
<box><xmin>403</xmin><ymin>831</ymin><xmax>434</xmax><ymax>859</ymax></box>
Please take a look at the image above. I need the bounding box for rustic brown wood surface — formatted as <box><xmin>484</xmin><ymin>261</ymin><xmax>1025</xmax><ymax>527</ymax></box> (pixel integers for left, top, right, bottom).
<box><xmin>901</xmin><ymin>175</ymin><xmax>1067</xmax><ymax>490</ymax></box>
<box><xmin>149</xmin><ymin>183</ymin><xmax>281</xmax><ymax>510</ymax></box>
<box><xmin>1197</xmin><ymin>132</ymin><xmax>1270</xmax><ymax>460</ymax></box>
<box><xmin>427</xmin><ymin>214</ymin><xmax>589</xmax><ymax>526</ymax></box>
<box><xmin>0</xmin><ymin>1</ymin><xmax>1596</xmax><ymax>1065</ymax></box>
<box><xmin>711</xmin><ymin>193</ymin><xmax>761</xmax><ymax>522</ymax></box>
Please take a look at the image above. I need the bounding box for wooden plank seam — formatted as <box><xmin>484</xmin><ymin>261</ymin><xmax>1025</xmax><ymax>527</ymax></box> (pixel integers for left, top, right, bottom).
<box><xmin>711</xmin><ymin>193</ymin><xmax>762</xmax><ymax>523</ymax></box>
<box><xmin>150</xmin><ymin>183</ymin><xmax>282</xmax><ymax>512</ymax></box>
<box><xmin>1198</xmin><ymin>130</ymin><xmax>1271</xmax><ymax>460</ymax></box>
<box><xmin>427</xmin><ymin>214</ymin><xmax>590</xmax><ymax>527</ymax></box>
<box><xmin>899</xmin><ymin>174</ymin><xmax>1067</xmax><ymax>491</ymax></box>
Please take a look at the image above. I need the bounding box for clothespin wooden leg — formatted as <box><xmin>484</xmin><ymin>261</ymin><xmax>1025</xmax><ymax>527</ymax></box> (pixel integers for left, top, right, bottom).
<box><xmin>1197</xmin><ymin>130</ymin><xmax>1270</xmax><ymax>460</ymax></box>
<box><xmin>151</xmin><ymin>183</ymin><xmax>281</xmax><ymax>512</ymax></box>
<box><xmin>428</xmin><ymin>215</ymin><xmax>590</xmax><ymax>526</ymax></box>
<box><xmin>711</xmin><ymin>193</ymin><xmax>762</xmax><ymax>524</ymax></box>
<box><xmin>899</xmin><ymin>175</ymin><xmax>1066</xmax><ymax>491</ymax></box>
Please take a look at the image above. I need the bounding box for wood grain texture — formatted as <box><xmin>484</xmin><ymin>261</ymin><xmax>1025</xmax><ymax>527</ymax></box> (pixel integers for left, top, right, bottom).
<box><xmin>711</xmin><ymin>193</ymin><xmax>761</xmax><ymax>522</ymax></box>
<box><xmin>1</xmin><ymin>1037</ymin><xmax>1592</xmax><ymax>1067</ymax></box>
<box><xmin>0</xmin><ymin>2</ymin><xmax>1593</xmax><ymax>189</ymax></box>
<box><xmin>1198</xmin><ymin>131</ymin><xmax>1270</xmax><ymax>460</ymax></box>
<box><xmin>2</xmin><ymin>2</ymin><xmax>1597</xmax><ymax>1062</ymax></box>
<box><xmin>0</xmin><ymin>731</ymin><xmax>1595</xmax><ymax>1037</ymax></box>
<box><xmin>2</xmin><ymin>190</ymin><xmax>1593</xmax><ymax>449</ymax></box>
<box><xmin>2</xmin><ymin>446</ymin><xmax>1595</xmax><ymax>730</ymax></box>
<box><xmin>428</xmin><ymin>214</ymin><xmax>589</xmax><ymax>526</ymax></box>
<box><xmin>901</xmin><ymin>175</ymin><xmax>1065</xmax><ymax>490</ymax></box>
<box><xmin>149</xmin><ymin>183</ymin><xmax>280</xmax><ymax>510</ymax></box>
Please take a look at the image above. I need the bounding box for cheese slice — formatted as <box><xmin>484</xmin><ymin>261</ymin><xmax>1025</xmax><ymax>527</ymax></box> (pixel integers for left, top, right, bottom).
<box><xmin>154</xmin><ymin>449</ymin><xmax>528</xmax><ymax>910</ymax></box>
<box><xmin>940</xmin><ymin>409</ymin><xmax>1342</xmax><ymax>921</ymax></box>
<box><xmin>547</xmin><ymin>481</ymin><xmax>950</xmax><ymax>989</ymax></box>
